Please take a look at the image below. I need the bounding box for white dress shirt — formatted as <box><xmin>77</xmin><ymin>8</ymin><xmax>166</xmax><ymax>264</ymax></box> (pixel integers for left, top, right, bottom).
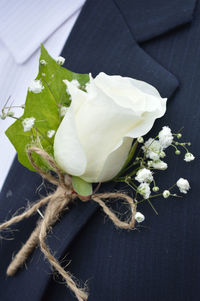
<box><xmin>0</xmin><ymin>0</ymin><xmax>85</xmax><ymax>190</ymax></box>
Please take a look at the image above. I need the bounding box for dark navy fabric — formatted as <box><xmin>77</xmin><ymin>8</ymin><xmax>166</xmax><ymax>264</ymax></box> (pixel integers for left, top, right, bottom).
<box><xmin>62</xmin><ymin>0</ymin><xmax>179</xmax><ymax>98</ymax></box>
<box><xmin>0</xmin><ymin>0</ymin><xmax>199</xmax><ymax>300</ymax></box>
<box><xmin>114</xmin><ymin>0</ymin><xmax>196</xmax><ymax>42</ymax></box>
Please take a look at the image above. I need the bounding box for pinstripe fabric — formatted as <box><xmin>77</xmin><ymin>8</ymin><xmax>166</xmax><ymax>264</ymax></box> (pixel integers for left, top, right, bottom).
<box><xmin>0</xmin><ymin>0</ymin><xmax>199</xmax><ymax>300</ymax></box>
<box><xmin>114</xmin><ymin>0</ymin><xmax>196</xmax><ymax>42</ymax></box>
<box><xmin>61</xmin><ymin>1</ymin><xmax>179</xmax><ymax>99</ymax></box>
<box><xmin>0</xmin><ymin>0</ymin><xmax>85</xmax><ymax>63</ymax></box>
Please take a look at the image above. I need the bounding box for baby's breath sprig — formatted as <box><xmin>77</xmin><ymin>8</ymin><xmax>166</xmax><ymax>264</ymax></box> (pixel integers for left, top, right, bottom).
<box><xmin>0</xmin><ymin>96</ymin><xmax>25</xmax><ymax>120</ymax></box>
<box><xmin>114</xmin><ymin>126</ymin><xmax>194</xmax><ymax>223</ymax></box>
<box><xmin>0</xmin><ymin>97</ymin><xmax>54</xmax><ymax>148</ymax></box>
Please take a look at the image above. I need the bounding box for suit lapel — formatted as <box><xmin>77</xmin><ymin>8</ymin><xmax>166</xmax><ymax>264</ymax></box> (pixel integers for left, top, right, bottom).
<box><xmin>114</xmin><ymin>0</ymin><xmax>196</xmax><ymax>43</ymax></box>
<box><xmin>0</xmin><ymin>0</ymin><xmax>192</xmax><ymax>300</ymax></box>
<box><xmin>62</xmin><ymin>0</ymin><xmax>179</xmax><ymax>98</ymax></box>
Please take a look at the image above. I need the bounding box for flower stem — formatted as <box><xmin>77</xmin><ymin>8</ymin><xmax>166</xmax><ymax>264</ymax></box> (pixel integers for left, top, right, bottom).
<box><xmin>147</xmin><ymin>199</ymin><xmax>158</xmax><ymax>215</ymax></box>
<box><xmin>114</xmin><ymin>140</ymin><xmax>138</xmax><ymax>179</ymax></box>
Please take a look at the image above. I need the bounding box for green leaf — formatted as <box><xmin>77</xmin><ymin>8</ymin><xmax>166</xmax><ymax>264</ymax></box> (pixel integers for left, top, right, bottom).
<box><xmin>72</xmin><ymin>176</ymin><xmax>93</xmax><ymax>196</ymax></box>
<box><xmin>5</xmin><ymin>45</ymin><xmax>89</xmax><ymax>172</ymax></box>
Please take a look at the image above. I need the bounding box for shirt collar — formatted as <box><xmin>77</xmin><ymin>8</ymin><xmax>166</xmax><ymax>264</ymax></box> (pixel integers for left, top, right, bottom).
<box><xmin>0</xmin><ymin>0</ymin><xmax>85</xmax><ymax>64</ymax></box>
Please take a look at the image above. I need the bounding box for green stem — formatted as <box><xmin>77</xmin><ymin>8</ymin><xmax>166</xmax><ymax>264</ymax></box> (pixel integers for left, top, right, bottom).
<box><xmin>168</xmin><ymin>183</ymin><xmax>177</xmax><ymax>191</ymax></box>
<box><xmin>4</xmin><ymin>105</ymin><xmax>24</xmax><ymax>109</ymax></box>
<box><xmin>171</xmin><ymin>143</ymin><xmax>179</xmax><ymax>151</ymax></box>
<box><xmin>114</xmin><ymin>140</ymin><xmax>138</xmax><ymax>179</ymax></box>
<box><xmin>34</xmin><ymin>127</ymin><xmax>52</xmax><ymax>146</ymax></box>
<box><xmin>137</xmin><ymin>193</ymin><xmax>162</xmax><ymax>204</ymax></box>
<box><xmin>125</xmin><ymin>181</ymin><xmax>137</xmax><ymax>192</ymax></box>
<box><xmin>180</xmin><ymin>144</ymin><xmax>189</xmax><ymax>153</ymax></box>
<box><xmin>123</xmin><ymin>161</ymin><xmax>140</xmax><ymax>173</ymax></box>
<box><xmin>147</xmin><ymin>199</ymin><xmax>158</xmax><ymax>215</ymax></box>
<box><xmin>177</xmin><ymin>126</ymin><xmax>184</xmax><ymax>134</ymax></box>
<box><xmin>125</xmin><ymin>167</ymin><xmax>140</xmax><ymax>178</ymax></box>
<box><xmin>42</xmin><ymin>77</ymin><xmax>58</xmax><ymax>104</ymax></box>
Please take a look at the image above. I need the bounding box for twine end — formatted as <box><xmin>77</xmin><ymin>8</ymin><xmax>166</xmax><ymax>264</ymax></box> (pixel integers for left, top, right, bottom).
<box><xmin>6</xmin><ymin>265</ymin><xmax>15</xmax><ymax>277</ymax></box>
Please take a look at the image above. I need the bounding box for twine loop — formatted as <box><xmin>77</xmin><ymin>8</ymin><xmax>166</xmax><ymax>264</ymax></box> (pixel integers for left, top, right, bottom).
<box><xmin>0</xmin><ymin>147</ymin><xmax>136</xmax><ymax>301</ymax></box>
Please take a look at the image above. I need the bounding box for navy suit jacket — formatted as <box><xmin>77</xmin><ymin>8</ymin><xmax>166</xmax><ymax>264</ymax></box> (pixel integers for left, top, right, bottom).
<box><xmin>0</xmin><ymin>0</ymin><xmax>199</xmax><ymax>300</ymax></box>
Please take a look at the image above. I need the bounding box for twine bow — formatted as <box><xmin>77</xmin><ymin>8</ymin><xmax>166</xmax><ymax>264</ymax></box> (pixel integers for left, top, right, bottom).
<box><xmin>0</xmin><ymin>146</ymin><xmax>136</xmax><ymax>301</ymax></box>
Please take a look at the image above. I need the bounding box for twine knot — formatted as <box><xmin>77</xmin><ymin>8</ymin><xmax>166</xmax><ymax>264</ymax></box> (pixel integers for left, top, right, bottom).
<box><xmin>0</xmin><ymin>146</ymin><xmax>136</xmax><ymax>301</ymax></box>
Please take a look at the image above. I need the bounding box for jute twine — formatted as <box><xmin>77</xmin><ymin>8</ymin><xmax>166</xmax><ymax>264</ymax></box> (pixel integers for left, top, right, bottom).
<box><xmin>0</xmin><ymin>146</ymin><xmax>136</xmax><ymax>301</ymax></box>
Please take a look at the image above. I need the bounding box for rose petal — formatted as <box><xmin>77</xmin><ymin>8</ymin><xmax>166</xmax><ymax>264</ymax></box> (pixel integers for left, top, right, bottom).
<box><xmin>75</xmin><ymin>87</ymin><xmax>141</xmax><ymax>182</ymax></box>
<box><xmin>94</xmin><ymin>137</ymin><xmax>133</xmax><ymax>182</ymax></box>
<box><xmin>54</xmin><ymin>106</ymin><xmax>87</xmax><ymax>176</ymax></box>
<box><xmin>63</xmin><ymin>79</ymin><xmax>87</xmax><ymax>114</ymax></box>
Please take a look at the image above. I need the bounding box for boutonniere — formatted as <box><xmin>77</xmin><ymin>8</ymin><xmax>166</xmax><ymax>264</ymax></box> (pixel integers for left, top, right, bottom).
<box><xmin>0</xmin><ymin>46</ymin><xmax>194</xmax><ymax>301</ymax></box>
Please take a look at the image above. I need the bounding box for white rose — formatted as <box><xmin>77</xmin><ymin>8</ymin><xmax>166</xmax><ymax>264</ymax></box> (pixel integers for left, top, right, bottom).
<box><xmin>54</xmin><ymin>72</ymin><xmax>167</xmax><ymax>183</ymax></box>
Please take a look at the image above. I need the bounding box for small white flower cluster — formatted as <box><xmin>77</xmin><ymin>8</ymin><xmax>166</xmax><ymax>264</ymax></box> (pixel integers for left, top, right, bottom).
<box><xmin>184</xmin><ymin>152</ymin><xmax>195</xmax><ymax>162</ymax></box>
<box><xmin>56</xmin><ymin>56</ymin><xmax>65</xmax><ymax>65</ymax></box>
<box><xmin>71</xmin><ymin>79</ymin><xmax>80</xmax><ymax>88</ymax></box>
<box><xmin>135</xmin><ymin>175</ymin><xmax>191</xmax><ymax>222</ymax></box>
<box><xmin>60</xmin><ymin>106</ymin><xmax>68</xmax><ymax>117</ymax></box>
<box><xmin>135</xmin><ymin>168</ymin><xmax>153</xmax><ymax>183</ymax></box>
<box><xmin>177</xmin><ymin>178</ymin><xmax>190</xmax><ymax>194</ymax></box>
<box><xmin>122</xmin><ymin>126</ymin><xmax>194</xmax><ymax>224</ymax></box>
<box><xmin>135</xmin><ymin>212</ymin><xmax>145</xmax><ymax>223</ymax></box>
<box><xmin>148</xmin><ymin>160</ymin><xmax>168</xmax><ymax>170</ymax></box>
<box><xmin>142</xmin><ymin>138</ymin><xmax>164</xmax><ymax>161</ymax></box>
<box><xmin>137</xmin><ymin>182</ymin><xmax>151</xmax><ymax>199</ymax></box>
<box><xmin>47</xmin><ymin>130</ymin><xmax>55</xmax><ymax>138</ymax></box>
<box><xmin>0</xmin><ymin>110</ymin><xmax>14</xmax><ymax>120</ymax></box>
<box><xmin>22</xmin><ymin>117</ymin><xmax>35</xmax><ymax>132</ymax></box>
<box><xmin>162</xmin><ymin>178</ymin><xmax>190</xmax><ymax>198</ymax></box>
<box><xmin>142</xmin><ymin>126</ymin><xmax>173</xmax><ymax>163</ymax></box>
<box><xmin>0</xmin><ymin>97</ymin><xmax>24</xmax><ymax>120</ymax></box>
<box><xmin>142</xmin><ymin>126</ymin><xmax>195</xmax><ymax>168</ymax></box>
<box><xmin>158</xmin><ymin>126</ymin><xmax>173</xmax><ymax>149</ymax></box>
<box><xmin>137</xmin><ymin>136</ymin><xmax>144</xmax><ymax>143</ymax></box>
<box><xmin>40</xmin><ymin>59</ymin><xmax>47</xmax><ymax>66</ymax></box>
<box><xmin>163</xmin><ymin>190</ymin><xmax>170</xmax><ymax>198</ymax></box>
<box><xmin>28</xmin><ymin>80</ymin><xmax>44</xmax><ymax>94</ymax></box>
